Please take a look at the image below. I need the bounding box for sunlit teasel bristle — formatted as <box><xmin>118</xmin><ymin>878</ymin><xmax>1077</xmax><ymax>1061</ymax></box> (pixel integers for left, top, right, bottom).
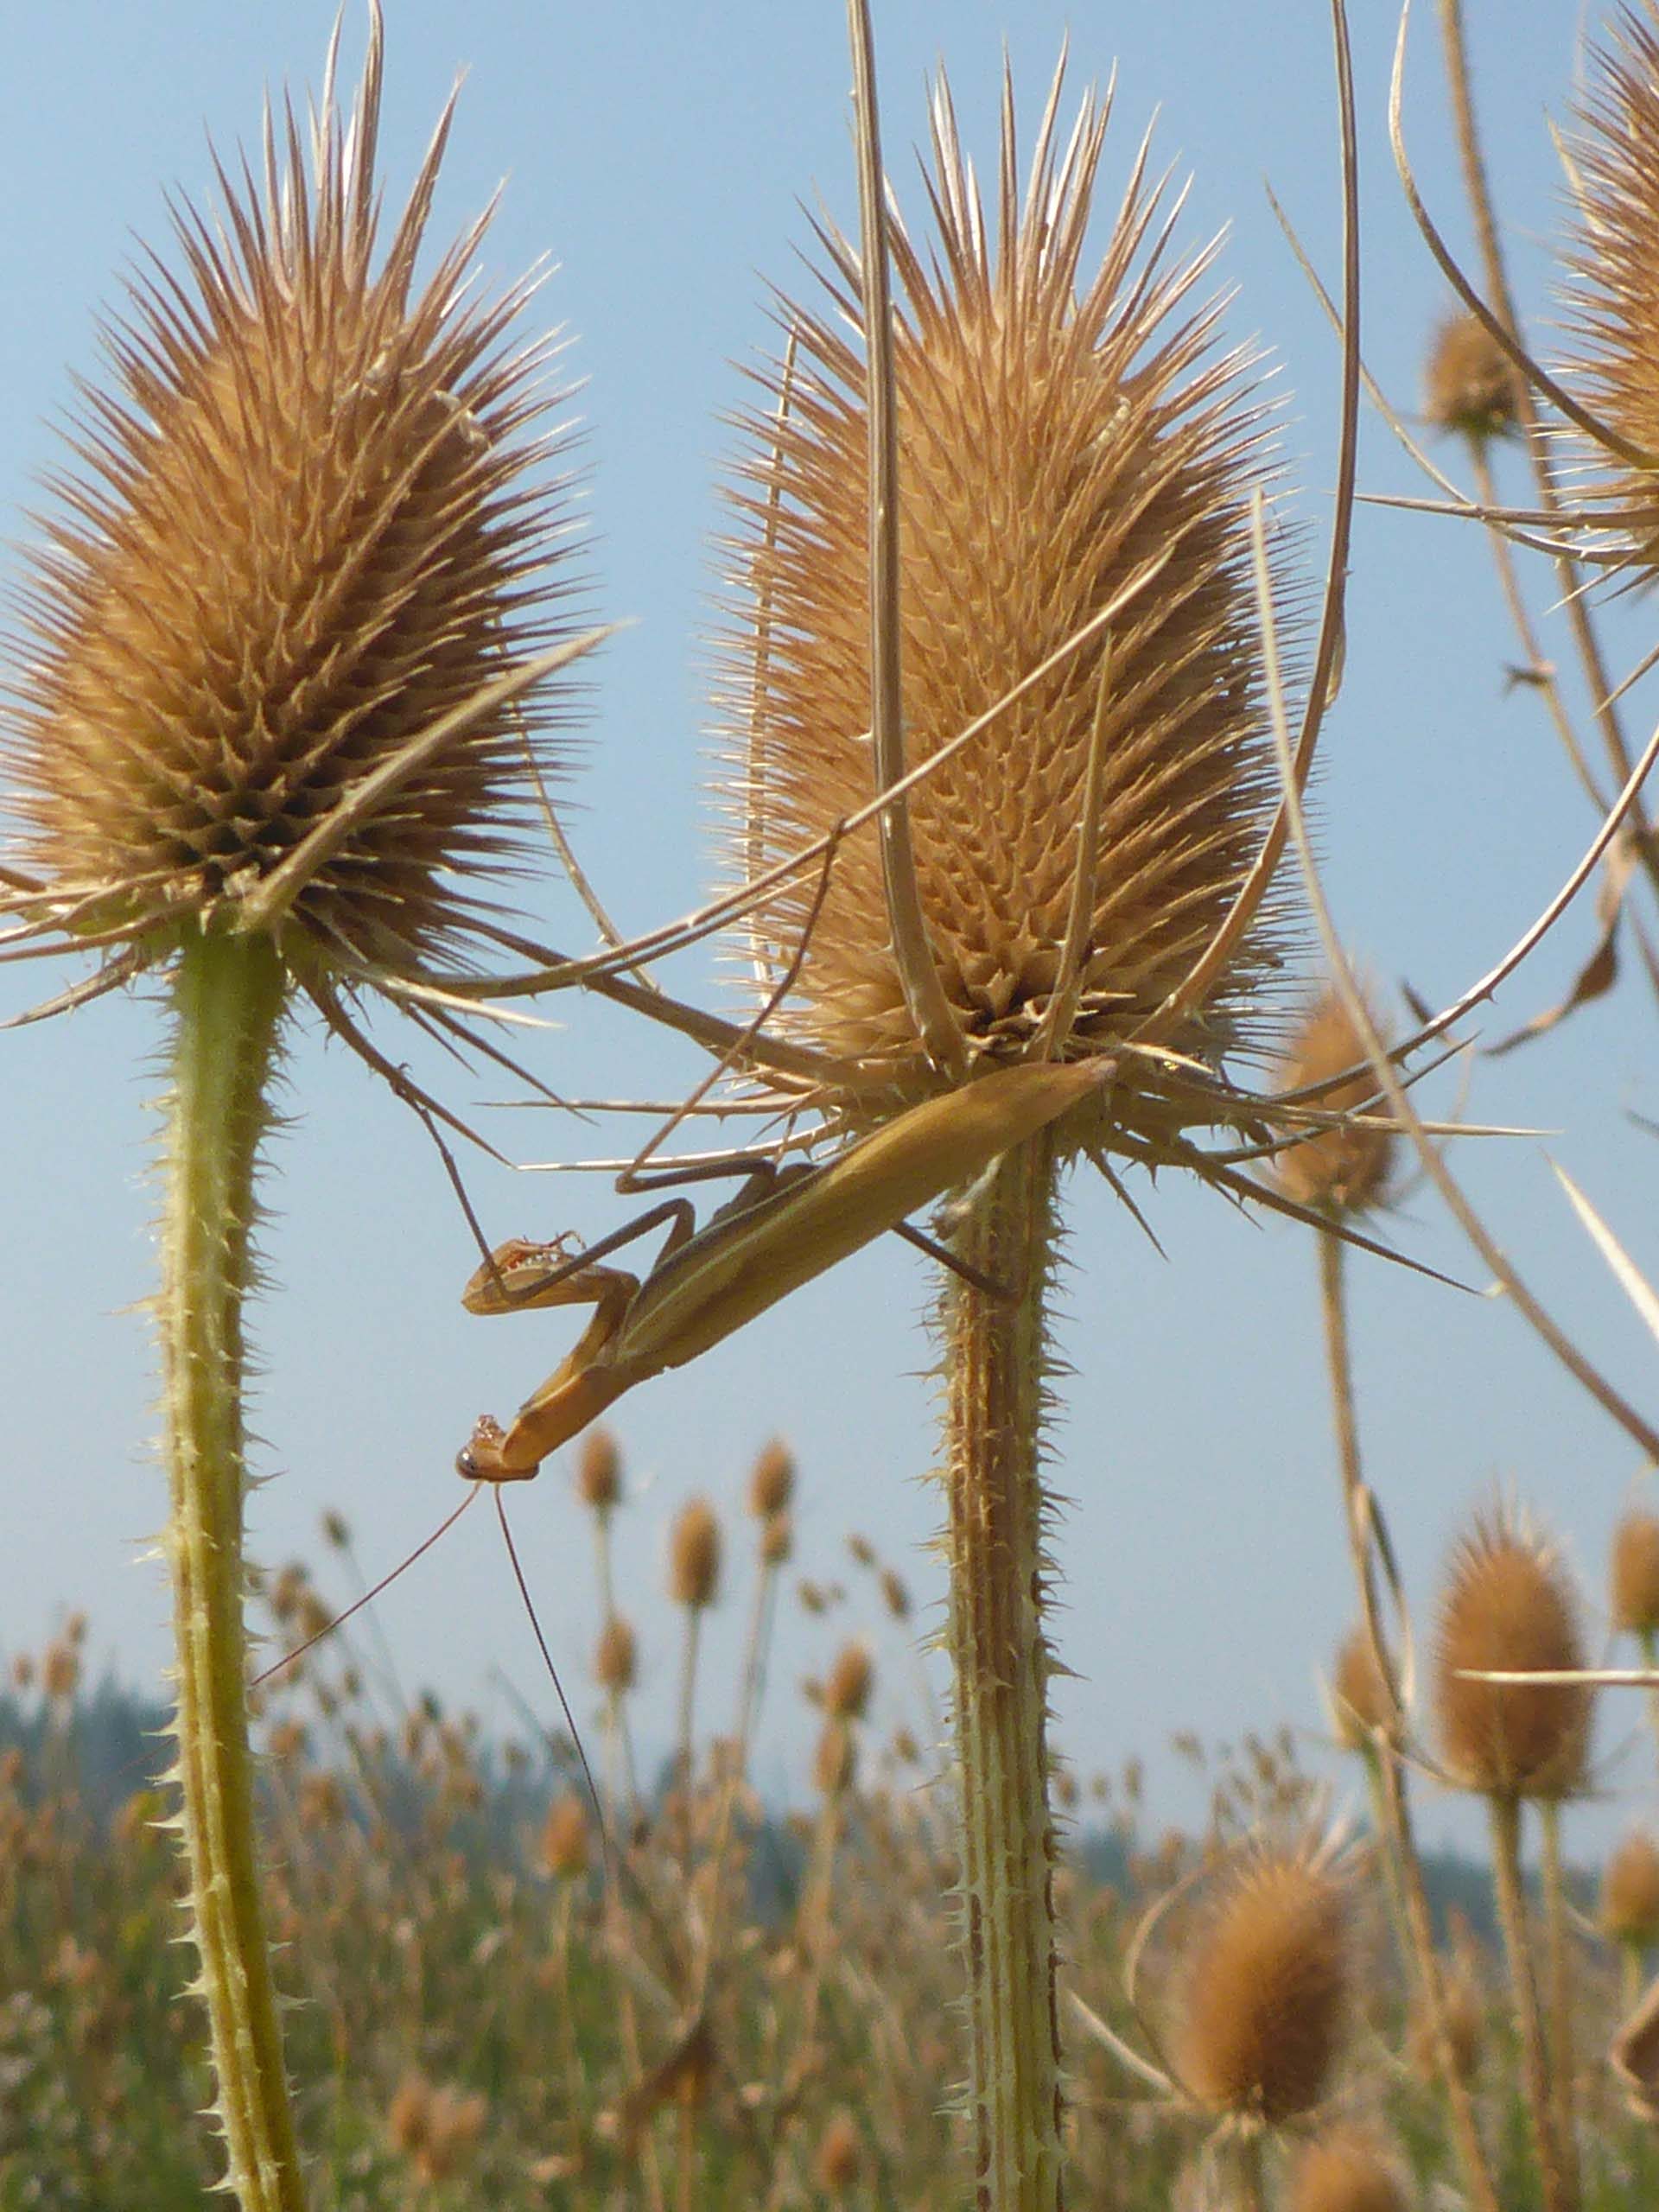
<box><xmin>715</xmin><ymin>65</ymin><xmax>1299</xmax><ymax>1093</ymax></box>
<box><xmin>1560</xmin><ymin>8</ymin><xmax>1659</xmax><ymax>576</ymax></box>
<box><xmin>4</xmin><ymin>35</ymin><xmax>582</xmax><ymax>972</ymax></box>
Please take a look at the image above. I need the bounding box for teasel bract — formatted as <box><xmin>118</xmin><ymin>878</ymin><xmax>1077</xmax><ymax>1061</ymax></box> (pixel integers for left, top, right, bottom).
<box><xmin>712</xmin><ymin>45</ymin><xmax>1312</xmax><ymax>2209</ymax></box>
<box><xmin>0</xmin><ymin>11</ymin><xmax>595</xmax><ymax>2203</ymax></box>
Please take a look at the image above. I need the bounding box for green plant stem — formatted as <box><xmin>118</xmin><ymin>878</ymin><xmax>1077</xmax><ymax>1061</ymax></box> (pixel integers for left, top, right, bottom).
<box><xmin>1375</xmin><ymin>1693</ymin><xmax>1502</xmax><ymax>2212</ymax></box>
<box><xmin>1539</xmin><ymin>1802</ymin><xmax>1580</xmax><ymax>2206</ymax></box>
<box><xmin>1489</xmin><ymin>1794</ymin><xmax>1572</xmax><ymax>2212</ymax></box>
<box><xmin>941</xmin><ymin>1137</ymin><xmax>1065</xmax><ymax>2212</ymax></box>
<box><xmin>161</xmin><ymin>928</ymin><xmax>302</xmax><ymax>2212</ymax></box>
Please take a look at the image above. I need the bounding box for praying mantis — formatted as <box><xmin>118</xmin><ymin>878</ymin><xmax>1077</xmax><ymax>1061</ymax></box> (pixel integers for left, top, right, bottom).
<box><xmin>457</xmin><ymin>1052</ymin><xmax>1112</xmax><ymax>1480</ymax></box>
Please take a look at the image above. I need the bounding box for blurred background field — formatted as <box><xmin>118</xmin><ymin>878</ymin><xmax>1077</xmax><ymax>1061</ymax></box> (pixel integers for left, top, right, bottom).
<box><xmin>8</xmin><ymin>1452</ymin><xmax>1659</xmax><ymax>2210</ymax></box>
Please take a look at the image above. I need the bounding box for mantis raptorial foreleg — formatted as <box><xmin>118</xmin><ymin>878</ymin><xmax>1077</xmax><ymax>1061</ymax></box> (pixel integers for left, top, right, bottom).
<box><xmin>458</xmin><ymin>1055</ymin><xmax>1113</xmax><ymax>1481</ymax></box>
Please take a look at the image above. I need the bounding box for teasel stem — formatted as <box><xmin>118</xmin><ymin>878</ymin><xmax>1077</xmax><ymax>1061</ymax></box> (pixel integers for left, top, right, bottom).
<box><xmin>1235</xmin><ymin>2133</ymin><xmax>1267</xmax><ymax>2212</ymax></box>
<box><xmin>1489</xmin><ymin>1794</ymin><xmax>1573</xmax><ymax>2212</ymax></box>
<box><xmin>1540</xmin><ymin>1801</ymin><xmax>1580</xmax><ymax>2204</ymax></box>
<box><xmin>940</xmin><ymin>1135</ymin><xmax>1065</xmax><ymax>2212</ymax></box>
<box><xmin>161</xmin><ymin>928</ymin><xmax>302</xmax><ymax>2212</ymax></box>
<box><xmin>1372</xmin><ymin>1753</ymin><xmax>1502</xmax><ymax>2212</ymax></box>
<box><xmin>1319</xmin><ymin>1236</ymin><xmax>1499</xmax><ymax>2212</ymax></box>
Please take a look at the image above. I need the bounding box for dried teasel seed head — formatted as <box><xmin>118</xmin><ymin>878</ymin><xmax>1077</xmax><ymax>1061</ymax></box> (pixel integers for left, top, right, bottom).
<box><xmin>575</xmin><ymin>1430</ymin><xmax>623</xmax><ymax>1515</ymax></box>
<box><xmin>3</xmin><ymin>18</ymin><xmax>588</xmax><ymax>981</ymax></box>
<box><xmin>1433</xmin><ymin>1501</ymin><xmax>1592</xmax><ymax>1801</ymax></box>
<box><xmin>668</xmin><ymin>1498</ymin><xmax>722</xmax><ymax>1611</ymax></box>
<box><xmin>879</xmin><ymin>1566</ymin><xmax>912</xmax><ymax>1620</ymax></box>
<box><xmin>823</xmin><ymin>1641</ymin><xmax>874</xmax><ymax>1722</ymax></box>
<box><xmin>1273</xmin><ymin>986</ymin><xmax>1395</xmax><ymax>1215</ymax></box>
<box><xmin>594</xmin><ymin>1615</ymin><xmax>638</xmax><ymax>1694</ymax></box>
<box><xmin>1407</xmin><ymin>1952</ymin><xmax>1485</xmax><ymax>2085</ymax></box>
<box><xmin>815</xmin><ymin>2109</ymin><xmax>863</xmax><ymax>2193</ymax></box>
<box><xmin>716</xmin><ymin>65</ymin><xmax>1300</xmax><ymax>1109</ymax></box>
<box><xmin>1328</xmin><ymin>1627</ymin><xmax>1395</xmax><ymax>1749</ymax></box>
<box><xmin>1560</xmin><ymin>12</ymin><xmax>1659</xmax><ymax>581</ymax></box>
<box><xmin>41</xmin><ymin>1642</ymin><xmax>80</xmax><ymax>1704</ymax></box>
<box><xmin>1287</xmin><ymin>2126</ymin><xmax>1408</xmax><ymax>2212</ymax></box>
<box><xmin>1173</xmin><ymin>1843</ymin><xmax>1351</xmax><ymax>2126</ymax></box>
<box><xmin>814</xmin><ymin>1718</ymin><xmax>857</xmax><ymax>1799</ymax></box>
<box><xmin>747</xmin><ymin>1440</ymin><xmax>795</xmax><ymax>1518</ymax></box>
<box><xmin>1611</xmin><ymin>1509</ymin><xmax>1659</xmax><ymax>1636</ymax></box>
<box><xmin>760</xmin><ymin>1509</ymin><xmax>794</xmax><ymax>1567</ymax></box>
<box><xmin>1422</xmin><ymin>312</ymin><xmax>1520</xmax><ymax>443</ymax></box>
<box><xmin>1602</xmin><ymin>1830</ymin><xmax>1659</xmax><ymax>1948</ymax></box>
<box><xmin>538</xmin><ymin>1792</ymin><xmax>590</xmax><ymax>1882</ymax></box>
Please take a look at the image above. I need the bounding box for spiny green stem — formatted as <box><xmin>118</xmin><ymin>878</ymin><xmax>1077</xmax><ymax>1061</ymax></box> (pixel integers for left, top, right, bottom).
<box><xmin>942</xmin><ymin>1137</ymin><xmax>1065</xmax><ymax>2212</ymax></box>
<box><xmin>162</xmin><ymin>928</ymin><xmax>302</xmax><ymax>2212</ymax></box>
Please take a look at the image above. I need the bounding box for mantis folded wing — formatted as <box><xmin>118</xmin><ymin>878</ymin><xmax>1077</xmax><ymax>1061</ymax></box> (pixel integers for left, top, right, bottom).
<box><xmin>458</xmin><ymin>1054</ymin><xmax>1111</xmax><ymax>1478</ymax></box>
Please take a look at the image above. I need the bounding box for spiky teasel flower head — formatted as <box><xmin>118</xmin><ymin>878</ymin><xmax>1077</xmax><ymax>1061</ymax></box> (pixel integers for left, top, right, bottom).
<box><xmin>1433</xmin><ymin>1499</ymin><xmax>1592</xmax><ymax>1802</ymax></box>
<box><xmin>1273</xmin><ymin>984</ymin><xmax>1396</xmax><ymax>1216</ymax></box>
<box><xmin>1559</xmin><ymin>8</ymin><xmax>1659</xmax><ymax>579</ymax></box>
<box><xmin>3</xmin><ymin>5</ymin><xmax>590</xmax><ymax>1016</ymax></box>
<box><xmin>1173</xmin><ymin>1836</ymin><xmax>1353</xmax><ymax>2127</ymax></box>
<box><xmin>1286</xmin><ymin>2126</ymin><xmax>1408</xmax><ymax>2212</ymax></box>
<box><xmin>1601</xmin><ymin>1830</ymin><xmax>1659</xmax><ymax>1948</ymax></box>
<box><xmin>1611</xmin><ymin>1507</ymin><xmax>1659</xmax><ymax>1636</ymax></box>
<box><xmin>715</xmin><ymin>63</ymin><xmax>1301</xmax><ymax>1147</ymax></box>
<box><xmin>1423</xmin><ymin>312</ymin><xmax>1520</xmax><ymax>444</ymax></box>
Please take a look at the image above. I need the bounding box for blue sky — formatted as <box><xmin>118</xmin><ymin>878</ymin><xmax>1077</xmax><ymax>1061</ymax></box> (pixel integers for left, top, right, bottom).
<box><xmin>4</xmin><ymin>3</ymin><xmax>1657</xmax><ymax>1859</ymax></box>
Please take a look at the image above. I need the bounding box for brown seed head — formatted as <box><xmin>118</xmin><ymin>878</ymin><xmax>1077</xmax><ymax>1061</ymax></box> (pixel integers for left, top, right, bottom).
<box><xmin>1173</xmin><ymin>1844</ymin><xmax>1351</xmax><ymax>2126</ymax></box>
<box><xmin>594</xmin><ymin>1614</ymin><xmax>638</xmax><ymax>1694</ymax></box>
<box><xmin>879</xmin><ymin>1566</ymin><xmax>912</xmax><ymax>1620</ymax></box>
<box><xmin>575</xmin><ymin>1430</ymin><xmax>623</xmax><ymax>1514</ymax></box>
<box><xmin>823</xmin><ymin>1641</ymin><xmax>874</xmax><ymax>1722</ymax></box>
<box><xmin>41</xmin><ymin>1642</ymin><xmax>80</xmax><ymax>1704</ymax></box>
<box><xmin>1611</xmin><ymin>1509</ymin><xmax>1659</xmax><ymax>1635</ymax></box>
<box><xmin>1602</xmin><ymin>1830</ymin><xmax>1659</xmax><ymax>1947</ymax></box>
<box><xmin>716</xmin><ymin>66</ymin><xmax>1298</xmax><ymax>1113</ymax></box>
<box><xmin>668</xmin><ymin>1497</ymin><xmax>722</xmax><ymax>1610</ymax></box>
<box><xmin>1560</xmin><ymin>15</ymin><xmax>1659</xmax><ymax>578</ymax></box>
<box><xmin>538</xmin><ymin>1792</ymin><xmax>590</xmax><ymax>1882</ymax></box>
<box><xmin>3</xmin><ymin>15</ymin><xmax>585</xmax><ymax>976</ymax></box>
<box><xmin>1433</xmin><ymin>1502</ymin><xmax>1592</xmax><ymax>1800</ymax></box>
<box><xmin>815</xmin><ymin>2109</ymin><xmax>863</xmax><ymax>2193</ymax></box>
<box><xmin>747</xmin><ymin>1440</ymin><xmax>795</xmax><ymax>1518</ymax></box>
<box><xmin>1329</xmin><ymin>1628</ymin><xmax>1395</xmax><ymax>1749</ymax></box>
<box><xmin>1287</xmin><ymin>2127</ymin><xmax>1408</xmax><ymax>2212</ymax></box>
<box><xmin>1423</xmin><ymin>312</ymin><xmax>1520</xmax><ymax>442</ymax></box>
<box><xmin>1407</xmin><ymin>1950</ymin><xmax>1484</xmax><ymax>2085</ymax></box>
<box><xmin>1273</xmin><ymin>987</ymin><xmax>1395</xmax><ymax>1214</ymax></box>
<box><xmin>814</xmin><ymin>1718</ymin><xmax>857</xmax><ymax>1799</ymax></box>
